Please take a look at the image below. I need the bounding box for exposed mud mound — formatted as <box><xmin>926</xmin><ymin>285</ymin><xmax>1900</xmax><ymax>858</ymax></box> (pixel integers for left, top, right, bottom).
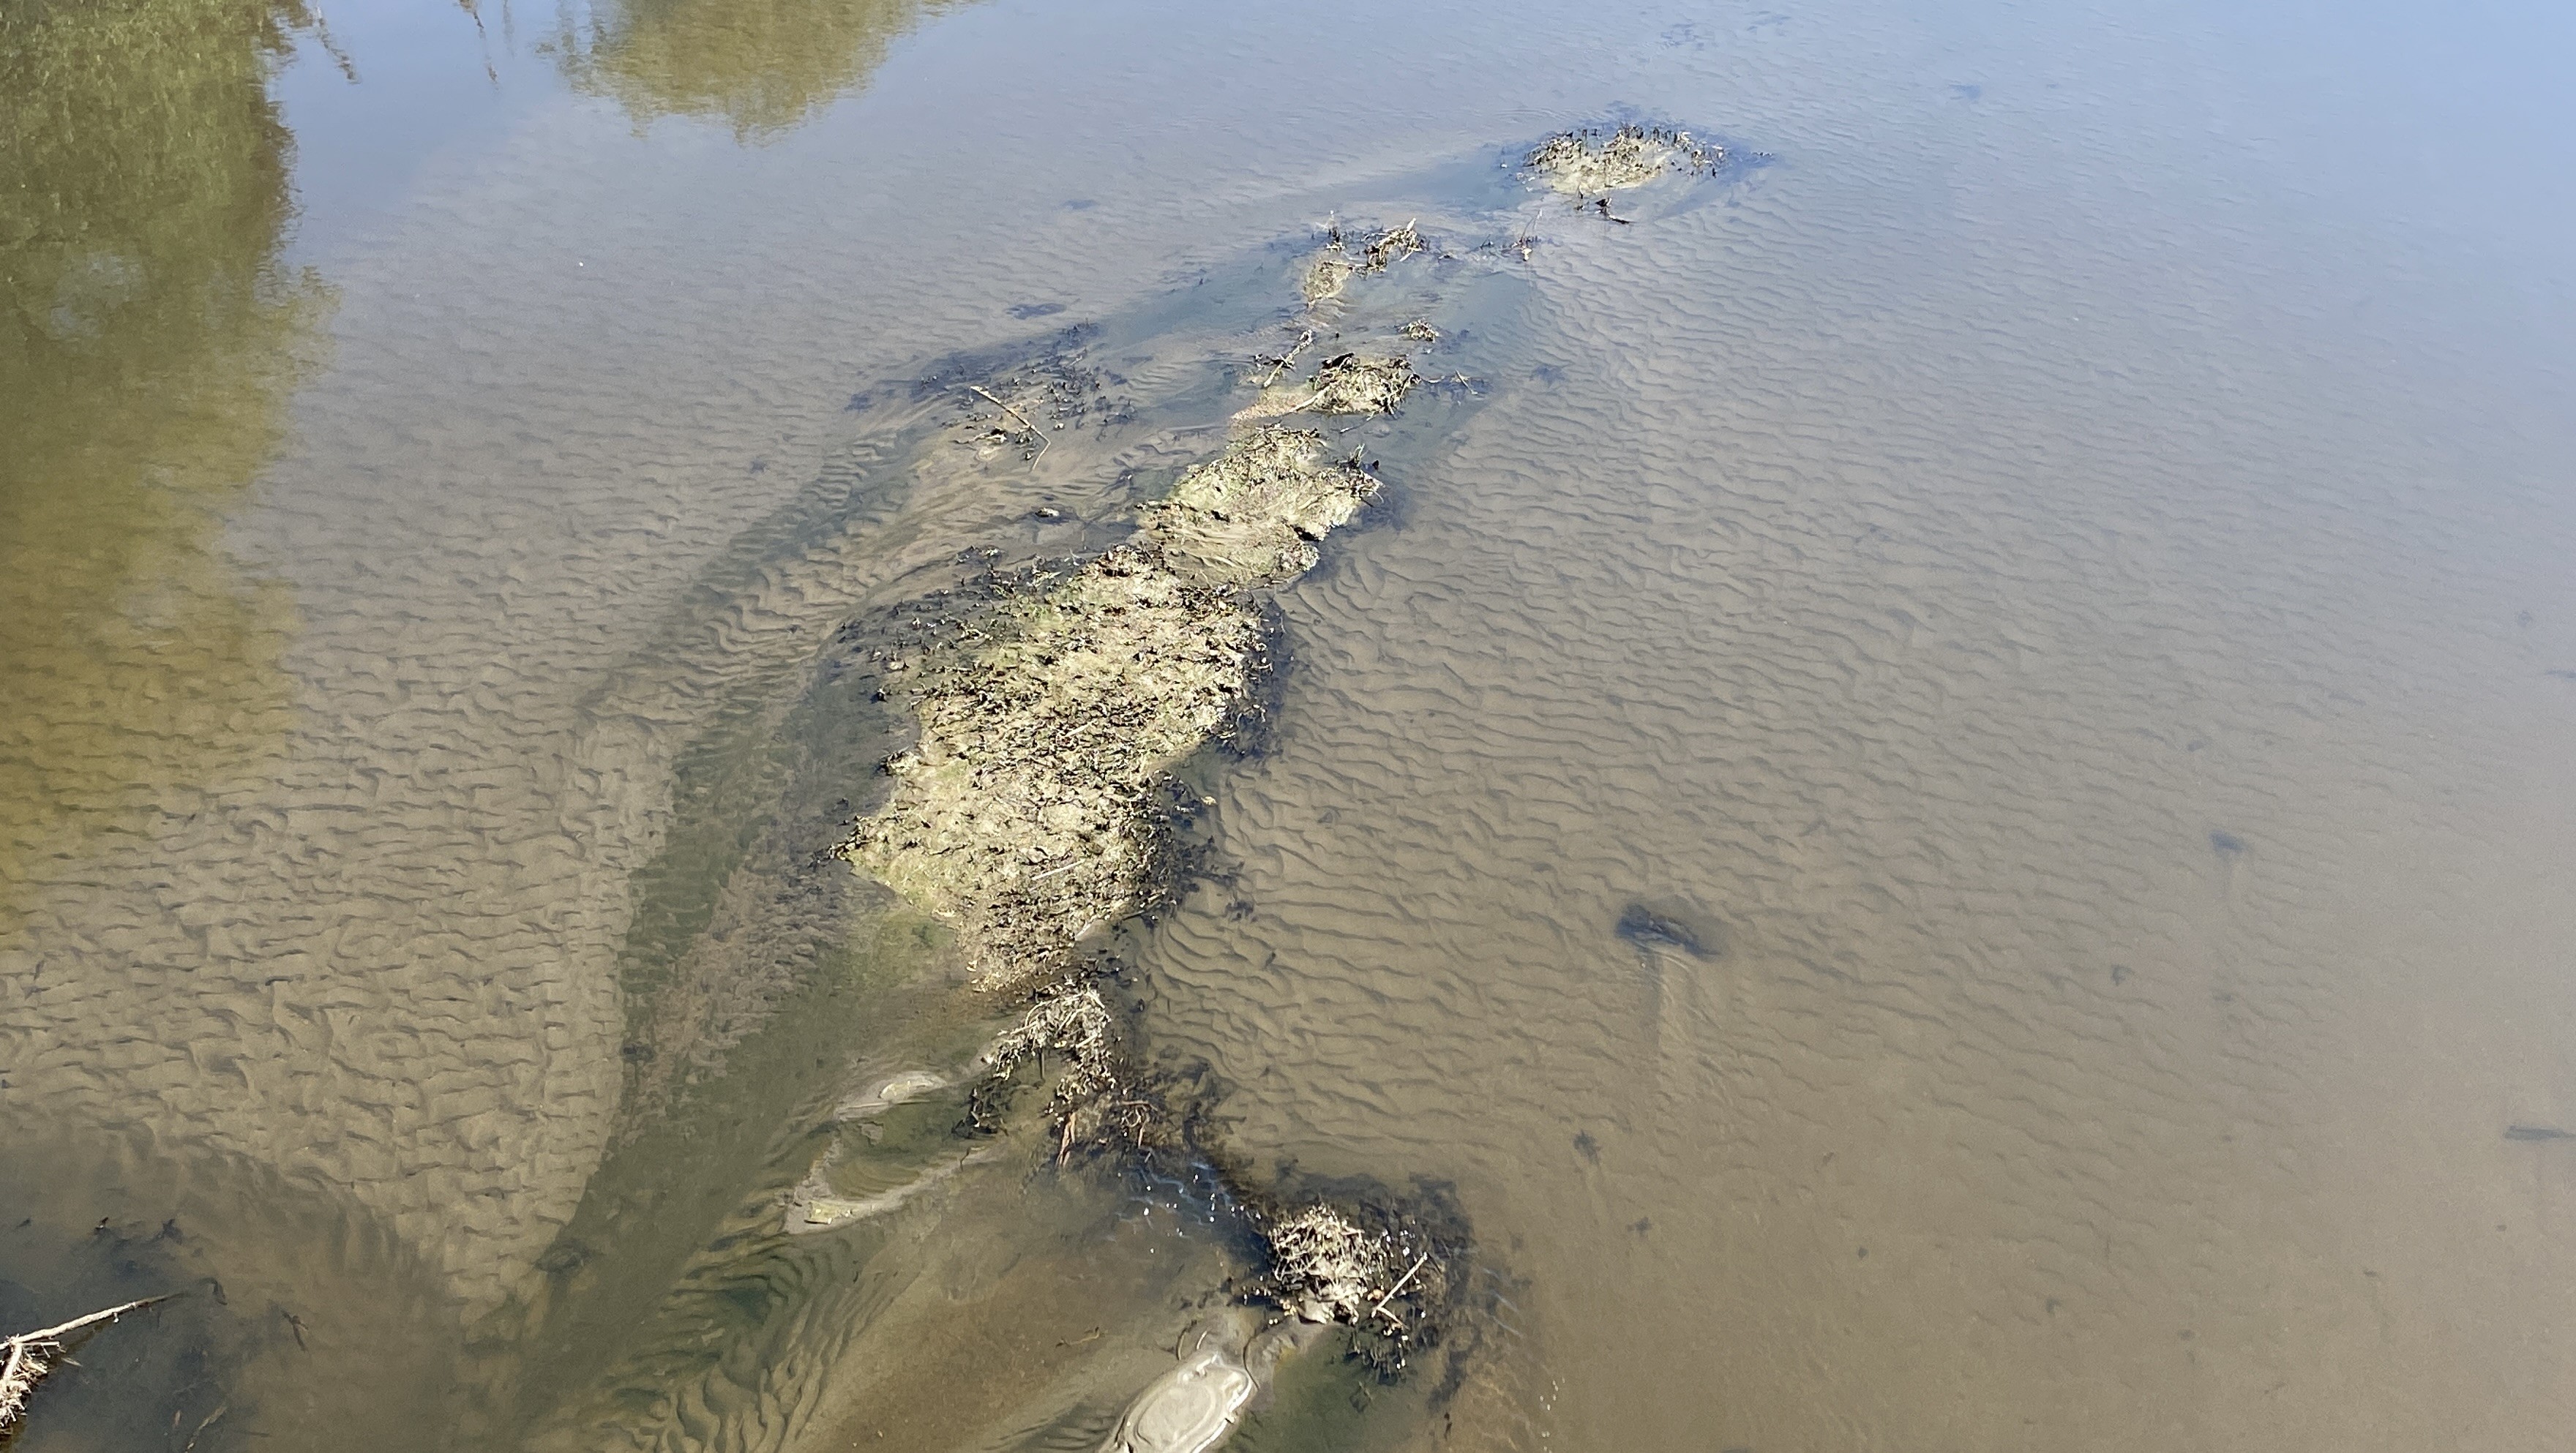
<box><xmin>1299</xmin><ymin>219</ymin><xmax>1423</xmax><ymax>305</ymax></box>
<box><xmin>1237</xmin><ymin>353</ymin><xmax>1420</xmax><ymax>420</ymax></box>
<box><xmin>823</xmin><ymin>206</ymin><xmax>1513</xmax><ymax>1442</ymax></box>
<box><xmin>1524</xmin><ymin>123</ymin><xmax>1723</xmax><ymax>194</ymax></box>
<box><xmin>839</xmin><ymin>549</ymin><xmax>1265</xmax><ymax>991</ymax></box>
<box><xmin>1140</xmin><ymin>427</ymin><xmax>1381</xmax><ymax>586</ymax></box>
<box><xmin>839</xmin><ymin>418</ymin><xmax>1387</xmax><ymax>994</ymax></box>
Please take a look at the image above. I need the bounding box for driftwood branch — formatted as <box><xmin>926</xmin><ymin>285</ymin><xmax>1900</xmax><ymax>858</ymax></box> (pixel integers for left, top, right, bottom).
<box><xmin>967</xmin><ymin>385</ymin><xmax>1049</xmax><ymax>459</ymax></box>
<box><xmin>1</xmin><ymin>1296</ymin><xmax>171</xmax><ymax>1436</ymax></box>
<box><xmin>1367</xmin><ymin>1253</ymin><xmax>1429</xmax><ymax>1323</ymax></box>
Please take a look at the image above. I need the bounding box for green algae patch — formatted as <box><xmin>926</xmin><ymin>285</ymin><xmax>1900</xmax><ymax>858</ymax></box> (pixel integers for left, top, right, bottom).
<box><xmin>1524</xmin><ymin>123</ymin><xmax>1723</xmax><ymax>194</ymax></box>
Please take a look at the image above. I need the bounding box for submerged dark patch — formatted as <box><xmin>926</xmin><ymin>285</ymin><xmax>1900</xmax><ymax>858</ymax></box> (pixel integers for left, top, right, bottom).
<box><xmin>1617</xmin><ymin>900</ymin><xmax>1724</xmax><ymax>959</ymax></box>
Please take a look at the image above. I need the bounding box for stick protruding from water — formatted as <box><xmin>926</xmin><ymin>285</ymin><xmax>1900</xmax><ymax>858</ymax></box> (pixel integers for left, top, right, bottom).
<box><xmin>1</xmin><ymin>1296</ymin><xmax>171</xmax><ymax>1436</ymax></box>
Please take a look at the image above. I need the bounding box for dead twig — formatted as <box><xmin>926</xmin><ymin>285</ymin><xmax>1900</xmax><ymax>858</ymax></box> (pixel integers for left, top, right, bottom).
<box><xmin>2</xmin><ymin>1297</ymin><xmax>171</xmax><ymax>1436</ymax></box>
<box><xmin>967</xmin><ymin>385</ymin><xmax>1050</xmax><ymax>460</ymax></box>
<box><xmin>1368</xmin><ymin>1253</ymin><xmax>1430</xmax><ymax>1323</ymax></box>
<box><xmin>1259</xmin><ymin>329</ymin><xmax>1316</xmax><ymax>388</ymax></box>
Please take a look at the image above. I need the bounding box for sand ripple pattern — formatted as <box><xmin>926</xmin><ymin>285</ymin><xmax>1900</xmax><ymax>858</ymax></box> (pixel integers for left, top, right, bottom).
<box><xmin>1134</xmin><ymin>143</ymin><xmax>2576</xmax><ymax>1451</ymax></box>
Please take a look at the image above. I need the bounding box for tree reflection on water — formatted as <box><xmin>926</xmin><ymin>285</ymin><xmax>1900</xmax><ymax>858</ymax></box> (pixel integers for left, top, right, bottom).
<box><xmin>547</xmin><ymin>0</ymin><xmax>956</xmax><ymax>140</ymax></box>
<box><xmin>0</xmin><ymin>0</ymin><xmax>334</xmax><ymax>932</ymax></box>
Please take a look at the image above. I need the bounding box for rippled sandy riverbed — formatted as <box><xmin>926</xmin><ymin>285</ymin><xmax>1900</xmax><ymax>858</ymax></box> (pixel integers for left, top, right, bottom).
<box><xmin>5</xmin><ymin>0</ymin><xmax>2575</xmax><ymax>1448</ymax></box>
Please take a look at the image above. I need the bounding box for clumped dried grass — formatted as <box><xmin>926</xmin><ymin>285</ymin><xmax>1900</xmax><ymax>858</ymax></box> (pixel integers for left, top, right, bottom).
<box><xmin>1263</xmin><ymin>1206</ymin><xmax>1408</xmax><ymax>1323</ymax></box>
<box><xmin>1299</xmin><ymin>219</ymin><xmax>1423</xmax><ymax>305</ymax></box>
<box><xmin>1255</xmin><ymin>1198</ymin><xmax>1456</xmax><ymax>1374</ymax></box>
<box><xmin>986</xmin><ymin>980</ymin><xmax>1116</xmax><ymax>1104</ymax></box>
<box><xmin>967</xmin><ymin>979</ymin><xmax>1179</xmax><ymax>1161</ymax></box>
<box><xmin>1237</xmin><ymin>353</ymin><xmax>1420</xmax><ymax>420</ymax></box>
<box><xmin>1524</xmin><ymin>123</ymin><xmax>1723</xmax><ymax>194</ymax></box>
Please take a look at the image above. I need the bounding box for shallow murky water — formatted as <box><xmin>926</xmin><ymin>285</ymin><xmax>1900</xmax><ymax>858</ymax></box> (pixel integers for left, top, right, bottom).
<box><xmin>6</xmin><ymin>0</ymin><xmax>2576</xmax><ymax>1448</ymax></box>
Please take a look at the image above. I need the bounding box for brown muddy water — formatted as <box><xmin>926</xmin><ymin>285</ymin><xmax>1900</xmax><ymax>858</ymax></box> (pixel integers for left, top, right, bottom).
<box><xmin>7</xmin><ymin>0</ymin><xmax>2576</xmax><ymax>1449</ymax></box>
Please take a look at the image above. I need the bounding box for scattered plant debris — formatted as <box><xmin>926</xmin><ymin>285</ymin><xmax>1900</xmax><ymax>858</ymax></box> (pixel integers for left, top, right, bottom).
<box><xmin>1362</xmin><ymin>219</ymin><xmax>1424</xmax><ymax>270</ymax></box>
<box><xmin>1300</xmin><ymin>219</ymin><xmax>1426</xmax><ymax>305</ymax></box>
<box><xmin>942</xmin><ymin>350</ymin><xmax>1133</xmax><ymax>461</ymax></box>
<box><xmin>1238</xmin><ymin>353</ymin><xmax>1420</xmax><ymax>419</ymax></box>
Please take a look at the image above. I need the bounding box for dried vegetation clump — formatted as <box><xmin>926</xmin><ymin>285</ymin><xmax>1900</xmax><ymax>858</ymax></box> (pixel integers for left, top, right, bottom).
<box><xmin>1238</xmin><ymin>353</ymin><xmax>1420</xmax><ymax>420</ymax></box>
<box><xmin>969</xmin><ymin>980</ymin><xmax>1187</xmax><ymax>1163</ymax></box>
<box><xmin>1265</xmin><ymin>1206</ymin><xmax>1425</xmax><ymax>1321</ymax></box>
<box><xmin>1255</xmin><ymin>1197</ymin><xmax>1459</xmax><ymax>1375</ymax></box>
<box><xmin>1524</xmin><ymin>123</ymin><xmax>1723</xmax><ymax>194</ymax></box>
<box><xmin>1300</xmin><ymin>219</ymin><xmax>1424</xmax><ymax>305</ymax></box>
